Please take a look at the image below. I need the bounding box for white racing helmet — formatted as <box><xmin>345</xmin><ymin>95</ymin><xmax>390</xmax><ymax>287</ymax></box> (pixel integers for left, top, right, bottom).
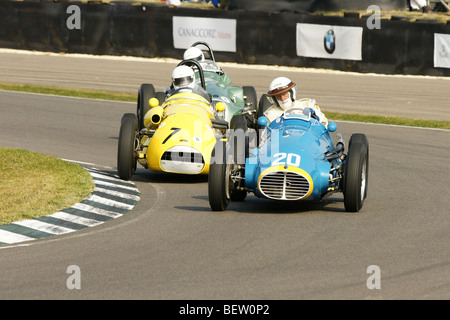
<box><xmin>183</xmin><ymin>47</ymin><xmax>205</xmax><ymax>62</ymax></box>
<box><xmin>267</xmin><ymin>77</ymin><xmax>297</xmax><ymax>110</ymax></box>
<box><xmin>172</xmin><ymin>65</ymin><xmax>195</xmax><ymax>90</ymax></box>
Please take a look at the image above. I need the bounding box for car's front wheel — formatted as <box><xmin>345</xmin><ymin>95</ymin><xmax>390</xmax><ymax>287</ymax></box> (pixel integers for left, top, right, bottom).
<box><xmin>343</xmin><ymin>133</ymin><xmax>369</xmax><ymax>212</ymax></box>
<box><xmin>208</xmin><ymin>141</ymin><xmax>232</xmax><ymax>211</ymax></box>
<box><xmin>229</xmin><ymin>114</ymin><xmax>249</xmax><ymax>165</ymax></box>
<box><xmin>117</xmin><ymin>113</ymin><xmax>138</xmax><ymax>180</ymax></box>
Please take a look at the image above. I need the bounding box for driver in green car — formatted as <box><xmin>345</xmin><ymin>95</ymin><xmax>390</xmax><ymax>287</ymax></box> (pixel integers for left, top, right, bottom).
<box><xmin>183</xmin><ymin>47</ymin><xmax>223</xmax><ymax>73</ymax></box>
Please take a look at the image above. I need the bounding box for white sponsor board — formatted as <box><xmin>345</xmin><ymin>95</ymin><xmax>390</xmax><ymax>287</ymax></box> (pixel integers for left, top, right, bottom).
<box><xmin>173</xmin><ymin>16</ymin><xmax>236</xmax><ymax>52</ymax></box>
<box><xmin>434</xmin><ymin>33</ymin><xmax>450</xmax><ymax>69</ymax></box>
<box><xmin>296</xmin><ymin>23</ymin><xmax>363</xmax><ymax>61</ymax></box>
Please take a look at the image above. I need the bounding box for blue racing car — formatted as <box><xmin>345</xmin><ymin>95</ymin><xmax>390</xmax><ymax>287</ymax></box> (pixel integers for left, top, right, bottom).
<box><xmin>208</xmin><ymin>105</ymin><xmax>369</xmax><ymax>212</ymax></box>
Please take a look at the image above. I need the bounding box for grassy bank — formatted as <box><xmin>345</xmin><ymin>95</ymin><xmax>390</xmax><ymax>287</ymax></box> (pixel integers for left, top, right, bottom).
<box><xmin>0</xmin><ymin>148</ymin><xmax>94</xmax><ymax>225</ymax></box>
<box><xmin>0</xmin><ymin>82</ymin><xmax>136</xmax><ymax>102</ymax></box>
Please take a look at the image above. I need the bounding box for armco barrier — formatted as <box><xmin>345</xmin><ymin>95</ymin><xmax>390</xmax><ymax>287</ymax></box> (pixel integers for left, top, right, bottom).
<box><xmin>0</xmin><ymin>1</ymin><xmax>448</xmax><ymax>76</ymax></box>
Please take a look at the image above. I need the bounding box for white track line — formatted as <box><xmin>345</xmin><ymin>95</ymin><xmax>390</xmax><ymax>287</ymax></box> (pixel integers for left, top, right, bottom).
<box><xmin>0</xmin><ymin>166</ymin><xmax>140</xmax><ymax>246</ymax></box>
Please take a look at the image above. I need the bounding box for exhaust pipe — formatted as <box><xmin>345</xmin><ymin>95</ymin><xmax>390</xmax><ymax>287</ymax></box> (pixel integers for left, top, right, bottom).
<box><xmin>144</xmin><ymin>106</ymin><xmax>164</xmax><ymax>127</ymax></box>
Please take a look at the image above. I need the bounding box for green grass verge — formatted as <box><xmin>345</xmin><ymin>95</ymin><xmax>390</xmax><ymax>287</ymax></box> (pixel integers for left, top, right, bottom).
<box><xmin>326</xmin><ymin>112</ymin><xmax>450</xmax><ymax>130</ymax></box>
<box><xmin>0</xmin><ymin>148</ymin><xmax>94</xmax><ymax>225</ymax></box>
<box><xmin>0</xmin><ymin>82</ymin><xmax>136</xmax><ymax>102</ymax></box>
<box><xmin>1</xmin><ymin>82</ymin><xmax>449</xmax><ymax>130</ymax></box>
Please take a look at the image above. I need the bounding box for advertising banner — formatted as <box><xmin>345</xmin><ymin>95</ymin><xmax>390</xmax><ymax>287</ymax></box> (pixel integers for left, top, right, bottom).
<box><xmin>173</xmin><ymin>16</ymin><xmax>236</xmax><ymax>52</ymax></box>
<box><xmin>296</xmin><ymin>23</ymin><xmax>363</xmax><ymax>61</ymax></box>
<box><xmin>434</xmin><ymin>33</ymin><xmax>450</xmax><ymax>69</ymax></box>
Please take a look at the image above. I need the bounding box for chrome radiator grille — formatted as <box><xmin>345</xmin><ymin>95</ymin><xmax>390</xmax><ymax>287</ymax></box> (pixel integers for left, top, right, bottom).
<box><xmin>161</xmin><ymin>150</ymin><xmax>204</xmax><ymax>164</ymax></box>
<box><xmin>258</xmin><ymin>171</ymin><xmax>311</xmax><ymax>200</ymax></box>
<box><xmin>160</xmin><ymin>146</ymin><xmax>205</xmax><ymax>174</ymax></box>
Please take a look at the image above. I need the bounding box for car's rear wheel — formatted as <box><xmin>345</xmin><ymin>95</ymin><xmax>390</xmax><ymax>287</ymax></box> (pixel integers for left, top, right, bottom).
<box><xmin>208</xmin><ymin>141</ymin><xmax>231</xmax><ymax>211</ymax></box>
<box><xmin>242</xmin><ymin>86</ymin><xmax>257</xmax><ymax>128</ymax></box>
<box><xmin>343</xmin><ymin>133</ymin><xmax>369</xmax><ymax>212</ymax></box>
<box><xmin>256</xmin><ymin>93</ymin><xmax>271</xmax><ymax>121</ymax></box>
<box><xmin>137</xmin><ymin>84</ymin><xmax>156</xmax><ymax>131</ymax></box>
<box><xmin>117</xmin><ymin>113</ymin><xmax>138</xmax><ymax>180</ymax></box>
<box><xmin>155</xmin><ymin>91</ymin><xmax>166</xmax><ymax>106</ymax></box>
<box><xmin>255</xmin><ymin>93</ymin><xmax>272</xmax><ymax>144</ymax></box>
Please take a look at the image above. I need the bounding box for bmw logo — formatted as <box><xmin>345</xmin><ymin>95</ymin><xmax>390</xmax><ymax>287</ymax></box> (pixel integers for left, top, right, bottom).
<box><xmin>324</xmin><ymin>29</ymin><xmax>336</xmax><ymax>54</ymax></box>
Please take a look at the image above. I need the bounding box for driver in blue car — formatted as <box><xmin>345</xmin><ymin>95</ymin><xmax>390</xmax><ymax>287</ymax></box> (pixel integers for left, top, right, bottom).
<box><xmin>264</xmin><ymin>77</ymin><xmax>328</xmax><ymax>128</ymax></box>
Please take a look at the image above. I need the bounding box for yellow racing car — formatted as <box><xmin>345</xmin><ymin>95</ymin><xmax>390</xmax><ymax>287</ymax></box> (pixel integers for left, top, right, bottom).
<box><xmin>117</xmin><ymin>60</ymin><xmax>228</xmax><ymax>180</ymax></box>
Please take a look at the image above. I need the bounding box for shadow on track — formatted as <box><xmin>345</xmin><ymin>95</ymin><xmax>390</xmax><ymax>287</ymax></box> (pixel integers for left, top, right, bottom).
<box><xmin>177</xmin><ymin>194</ymin><xmax>348</xmax><ymax>215</ymax></box>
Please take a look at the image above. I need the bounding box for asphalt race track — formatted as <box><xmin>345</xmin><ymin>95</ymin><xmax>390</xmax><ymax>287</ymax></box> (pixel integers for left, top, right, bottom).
<box><xmin>0</xmin><ymin>51</ymin><xmax>449</xmax><ymax>300</ymax></box>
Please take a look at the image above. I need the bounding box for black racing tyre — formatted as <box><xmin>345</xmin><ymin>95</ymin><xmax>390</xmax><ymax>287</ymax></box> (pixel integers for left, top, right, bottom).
<box><xmin>230</xmin><ymin>114</ymin><xmax>248</xmax><ymax>130</ymax></box>
<box><xmin>256</xmin><ymin>93</ymin><xmax>272</xmax><ymax>121</ymax></box>
<box><xmin>155</xmin><ymin>91</ymin><xmax>166</xmax><ymax>106</ymax></box>
<box><xmin>347</xmin><ymin>133</ymin><xmax>369</xmax><ymax>199</ymax></box>
<box><xmin>343</xmin><ymin>134</ymin><xmax>369</xmax><ymax>212</ymax></box>
<box><xmin>229</xmin><ymin>114</ymin><xmax>249</xmax><ymax>165</ymax></box>
<box><xmin>137</xmin><ymin>84</ymin><xmax>156</xmax><ymax>131</ymax></box>
<box><xmin>228</xmin><ymin>115</ymin><xmax>248</xmax><ymax>201</ymax></box>
<box><xmin>349</xmin><ymin>133</ymin><xmax>368</xmax><ymax>148</ymax></box>
<box><xmin>242</xmin><ymin>86</ymin><xmax>257</xmax><ymax>128</ymax></box>
<box><xmin>255</xmin><ymin>93</ymin><xmax>272</xmax><ymax>144</ymax></box>
<box><xmin>117</xmin><ymin>113</ymin><xmax>138</xmax><ymax>180</ymax></box>
<box><xmin>208</xmin><ymin>141</ymin><xmax>231</xmax><ymax>211</ymax></box>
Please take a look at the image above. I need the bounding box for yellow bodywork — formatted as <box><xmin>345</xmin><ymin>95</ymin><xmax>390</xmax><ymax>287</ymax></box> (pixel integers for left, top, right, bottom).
<box><xmin>140</xmin><ymin>93</ymin><xmax>219</xmax><ymax>175</ymax></box>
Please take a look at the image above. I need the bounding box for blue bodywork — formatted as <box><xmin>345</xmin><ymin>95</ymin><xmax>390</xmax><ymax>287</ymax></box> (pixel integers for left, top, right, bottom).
<box><xmin>244</xmin><ymin>112</ymin><xmax>342</xmax><ymax>201</ymax></box>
